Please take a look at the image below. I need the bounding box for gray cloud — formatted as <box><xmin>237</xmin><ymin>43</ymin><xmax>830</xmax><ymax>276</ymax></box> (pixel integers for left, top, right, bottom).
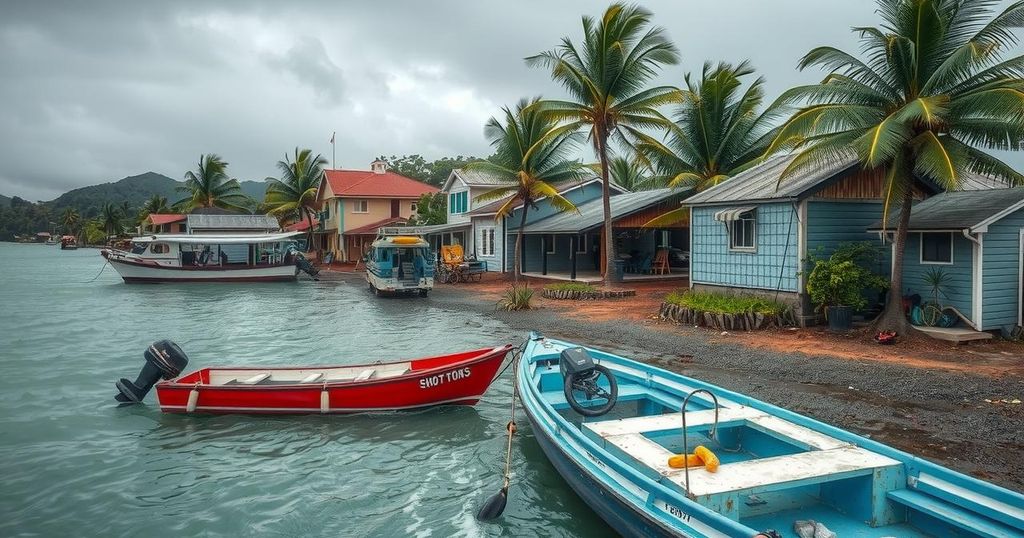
<box><xmin>0</xmin><ymin>0</ymin><xmax>1020</xmax><ymax>200</ymax></box>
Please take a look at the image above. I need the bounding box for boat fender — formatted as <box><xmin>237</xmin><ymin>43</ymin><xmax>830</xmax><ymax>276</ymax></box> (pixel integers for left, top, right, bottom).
<box><xmin>695</xmin><ymin>445</ymin><xmax>719</xmax><ymax>473</ymax></box>
<box><xmin>186</xmin><ymin>388</ymin><xmax>199</xmax><ymax>413</ymax></box>
<box><xmin>320</xmin><ymin>390</ymin><xmax>329</xmax><ymax>413</ymax></box>
<box><xmin>114</xmin><ymin>340</ymin><xmax>190</xmax><ymax>404</ymax></box>
<box><xmin>666</xmin><ymin>446</ymin><xmax>719</xmax><ymax>472</ymax></box>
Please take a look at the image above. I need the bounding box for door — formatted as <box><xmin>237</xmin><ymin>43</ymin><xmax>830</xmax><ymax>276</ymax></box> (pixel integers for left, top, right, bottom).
<box><xmin>391</xmin><ymin>199</ymin><xmax>400</xmax><ymax>218</ymax></box>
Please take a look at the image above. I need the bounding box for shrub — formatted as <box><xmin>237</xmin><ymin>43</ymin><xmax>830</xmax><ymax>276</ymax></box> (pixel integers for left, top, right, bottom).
<box><xmin>805</xmin><ymin>242</ymin><xmax>888</xmax><ymax>311</ymax></box>
<box><xmin>543</xmin><ymin>282</ymin><xmax>597</xmax><ymax>293</ymax></box>
<box><xmin>498</xmin><ymin>283</ymin><xmax>534</xmax><ymax>311</ymax></box>
<box><xmin>664</xmin><ymin>290</ymin><xmax>787</xmax><ymax>315</ymax></box>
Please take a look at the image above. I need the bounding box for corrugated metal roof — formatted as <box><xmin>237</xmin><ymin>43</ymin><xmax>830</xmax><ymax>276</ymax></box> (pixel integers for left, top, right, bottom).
<box><xmin>868</xmin><ymin>187</ymin><xmax>1024</xmax><ymax>231</ymax></box>
<box><xmin>451</xmin><ymin>168</ymin><xmax>510</xmax><ymax>187</ymax></box>
<box><xmin>684</xmin><ymin>154</ymin><xmax>860</xmax><ymax>206</ymax></box>
<box><xmin>466</xmin><ymin>174</ymin><xmax>620</xmax><ymax>216</ymax></box>
<box><xmin>186</xmin><ymin>214</ymin><xmax>279</xmax><ymax>231</ymax></box>
<box><xmin>520</xmin><ymin>188</ymin><xmax>687</xmax><ymax>234</ymax></box>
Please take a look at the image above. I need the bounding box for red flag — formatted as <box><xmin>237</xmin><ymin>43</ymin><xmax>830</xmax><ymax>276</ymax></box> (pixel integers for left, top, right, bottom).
<box><xmin>330</xmin><ymin>132</ymin><xmax>335</xmax><ymax>144</ymax></box>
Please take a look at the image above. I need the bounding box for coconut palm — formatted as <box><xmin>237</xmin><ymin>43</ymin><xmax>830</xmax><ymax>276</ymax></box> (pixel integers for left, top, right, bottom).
<box><xmin>100</xmin><ymin>202</ymin><xmax>122</xmax><ymax>238</ymax></box>
<box><xmin>142</xmin><ymin>195</ymin><xmax>171</xmax><ymax>216</ymax></box>
<box><xmin>637</xmin><ymin>61</ymin><xmax>783</xmax><ymax>226</ymax></box>
<box><xmin>469</xmin><ymin>97</ymin><xmax>586</xmax><ymax>282</ymax></box>
<box><xmin>263</xmin><ymin>148</ymin><xmax>327</xmax><ymax>248</ymax></box>
<box><xmin>60</xmin><ymin>207</ymin><xmax>80</xmax><ymax>236</ymax></box>
<box><xmin>765</xmin><ymin>0</ymin><xmax>1024</xmax><ymax>331</ymax></box>
<box><xmin>527</xmin><ymin>3</ymin><xmax>681</xmax><ymax>283</ymax></box>
<box><xmin>176</xmin><ymin>154</ymin><xmax>251</xmax><ymax>212</ymax></box>
<box><xmin>591</xmin><ymin>156</ymin><xmax>652</xmax><ymax>192</ymax></box>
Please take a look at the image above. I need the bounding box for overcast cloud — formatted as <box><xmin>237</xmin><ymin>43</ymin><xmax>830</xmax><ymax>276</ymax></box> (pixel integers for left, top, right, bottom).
<box><xmin>1</xmin><ymin>0</ymin><xmax>1021</xmax><ymax>200</ymax></box>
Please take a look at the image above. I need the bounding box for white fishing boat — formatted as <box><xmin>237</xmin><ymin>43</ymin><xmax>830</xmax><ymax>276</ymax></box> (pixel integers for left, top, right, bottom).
<box><xmin>365</xmin><ymin>232</ymin><xmax>435</xmax><ymax>296</ymax></box>
<box><xmin>101</xmin><ymin>232</ymin><xmax>319</xmax><ymax>283</ymax></box>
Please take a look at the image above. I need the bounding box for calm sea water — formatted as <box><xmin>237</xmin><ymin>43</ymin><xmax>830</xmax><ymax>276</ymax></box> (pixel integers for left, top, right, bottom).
<box><xmin>0</xmin><ymin>243</ymin><xmax>612</xmax><ymax>537</ymax></box>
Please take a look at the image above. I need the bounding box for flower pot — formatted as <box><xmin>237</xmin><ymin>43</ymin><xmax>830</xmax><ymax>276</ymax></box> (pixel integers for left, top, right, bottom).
<box><xmin>826</xmin><ymin>305</ymin><xmax>853</xmax><ymax>332</ymax></box>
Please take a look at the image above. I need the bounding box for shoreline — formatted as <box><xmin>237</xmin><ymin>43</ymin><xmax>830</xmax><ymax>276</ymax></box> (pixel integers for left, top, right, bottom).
<box><xmin>344</xmin><ymin>272</ymin><xmax>1024</xmax><ymax>492</ymax></box>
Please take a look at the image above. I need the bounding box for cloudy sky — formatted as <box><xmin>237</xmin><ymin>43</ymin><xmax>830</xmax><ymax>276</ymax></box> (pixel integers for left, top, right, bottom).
<box><xmin>1</xmin><ymin>0</ymin><xmax>1021</xmax><ymax>201</ymax></box>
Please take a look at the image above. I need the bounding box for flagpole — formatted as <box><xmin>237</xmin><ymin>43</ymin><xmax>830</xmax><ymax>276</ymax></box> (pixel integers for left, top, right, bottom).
<box><xmin>331</xmin><ymin>131</ymin><xmax>336</xmax><ymax>169</ymax></box>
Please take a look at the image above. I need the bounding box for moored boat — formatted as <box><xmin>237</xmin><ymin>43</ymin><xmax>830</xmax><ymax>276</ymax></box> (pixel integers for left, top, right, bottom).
<box><xmin>518</xmin><ymin>333</ymin><xmax>1024</xmax><ymax>537</ymax></box>
<box><xmin>100</xmin><ymin>231</ymin><xmax>318</xmax><ymax>283</ymax></box>
<box><xmin>60</xmin><ymin>235</ymin><xmax>79</xmax><ymax>250</ymax></box>
<box><xmin>115</xmin><ymin>340</ymin><xmax>512</xmax><ymax>414</ymax></box>
<box><xmin>366</xmin><ymin>233</ymin><xmax>435</xmax><ymax>296</ymax></box>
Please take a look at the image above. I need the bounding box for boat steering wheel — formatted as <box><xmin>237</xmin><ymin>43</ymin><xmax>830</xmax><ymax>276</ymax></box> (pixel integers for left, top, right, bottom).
<box><xmin>563</xmin><ymin>365</ymin><xmax>618</xmax><ymax>417</ymax></box>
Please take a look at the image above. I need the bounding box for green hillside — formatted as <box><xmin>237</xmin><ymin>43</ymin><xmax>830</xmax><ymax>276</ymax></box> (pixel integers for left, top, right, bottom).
<box><xmin>48</xmin><ymin>172</ymin><xmax>181</xmax><ymax>217</ymax></box>
<box><xmin>0</xmin><ymin>194</ymin><xmax>10</xmax><ymax>207</ymax></box>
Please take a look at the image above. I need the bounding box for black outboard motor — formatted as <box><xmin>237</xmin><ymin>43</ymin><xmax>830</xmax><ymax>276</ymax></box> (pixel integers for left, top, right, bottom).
<box><xmin>290</xmin><ymin>249</ymin><xmax>319</xmax><ymax>279</ymax></box>
<box><xmin>115</xmin><ymin>340</ymin><xmax>189</xmax><ymax>404</ymax></box>
<box><xmin>559</xmin><ymin>347</ymin><xmax>618</xmax><ymax>417</ymax></box>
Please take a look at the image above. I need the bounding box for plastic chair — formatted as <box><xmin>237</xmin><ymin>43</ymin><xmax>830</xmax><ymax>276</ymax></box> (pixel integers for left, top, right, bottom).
<box><xmin>653</xmin><ymin>250</ymin><xmax>670</xmax><ymax>275</ymax></box>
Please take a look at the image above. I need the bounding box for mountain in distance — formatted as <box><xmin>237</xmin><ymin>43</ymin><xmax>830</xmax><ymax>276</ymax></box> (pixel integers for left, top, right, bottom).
<box><xmin>0</xmin><ymin>193</ymin><xmax>10</xmax><ymax>207</ymax></box>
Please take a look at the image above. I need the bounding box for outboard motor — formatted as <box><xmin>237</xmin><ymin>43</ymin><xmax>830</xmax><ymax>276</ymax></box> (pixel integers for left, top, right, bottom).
<box><xmin>114</xmin><ymin>340</ymin><xmax>189</xmax><ymax>404</ymax></box>
<box><xmin>291</xmin><ymin>250</ymin><xmax>320</xmax><ymax>279</ymax></box>
<box><xmin>559</xmin><ymin>347</ymin><xmax>618</xmax><ymax>417</ymax></box>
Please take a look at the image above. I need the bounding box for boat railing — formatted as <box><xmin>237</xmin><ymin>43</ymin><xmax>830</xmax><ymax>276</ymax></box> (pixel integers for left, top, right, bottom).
<box><xmin>378</xmin><ymin>226</ymin><xmax>431</xmax><ymax>237</ymax></box>
<box><xmin>680</xmin><ymin>388</ymin><xmax>720</xmax><ymax>497</ymax></box>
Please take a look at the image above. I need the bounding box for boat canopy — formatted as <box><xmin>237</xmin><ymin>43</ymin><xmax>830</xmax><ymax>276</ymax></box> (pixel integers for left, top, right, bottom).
<box><xmin>371</xmin><ymin>235</ymin><xmax>430</xmax><ymax>248</ymax></box>
<box><xmin>131</xmin><ymin>232</ymin><xmax>303</xmax><ymax>244</ymax></box>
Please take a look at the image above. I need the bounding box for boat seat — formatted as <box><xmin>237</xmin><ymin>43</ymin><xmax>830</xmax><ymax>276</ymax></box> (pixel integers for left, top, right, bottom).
<box><xmin>887</xmin><ymin>471</ymin><xmax>1024</xmax><ymax>537</ymax></box>
<box><xmin>585</xmin><ymin>406</ymin><xmax>766</xmax><ymax>438</ymax></box>
<box><xmin>354</xmin><ymin>369</ymin><xmax>375</xmax><ymax>382</ymax></box>
<box><xmin>300</xmin><ymin>373</ymin><xmax>324</xmax><ymax>384</ymax></box>
<box><xmin>240</xmin><ymin>373</ymin><xmax>270</xmax><ymax>384</ymax></box>
<box><xmin>887</xmin><ymin>489</ymin><xmax>1022</xmax><ymax>538</ymax></box>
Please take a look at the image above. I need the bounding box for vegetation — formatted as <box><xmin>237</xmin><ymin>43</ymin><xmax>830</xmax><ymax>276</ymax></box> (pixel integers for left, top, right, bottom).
<box><xmin>528</xmin><ymin>3</ymin><xmax>681</xmax><ymax>285</ymax></box>
<box><xmin>543</xmin><ymin>282</ymin><xmax>598</xmax><ymax>293</ymax></box>
<box><xmin>664</xmin><ymin>290</ymin><xmax>788</xmax><ymax>315</ymax></box>
<box><xmin>60</xmin><ymin>207</ymin><xmax>80</xmax><ymax>238</ymax></box>
<box><xmin>599</xmin><ymin>157</ymin><xmax>652</xmax><ymax>192</ymax></box>
<box><xmin>176</xmin><ymin>154</ymin><xmax>252</xmax><ymax>212</ymax></box>
<box><xmin>640</xmin><ymin>61</ymin><xmax>782</xmax><ymax>226</ymax></box>
<box><xmin>497</xmin><ymin>283</ymin><xmax>535</xmax><ymax>311</ymax></box>
<box><xmin>377</xmin><ymin>154</ymin><xmax>485</xmax><ymax>187</ymax></box>
<box><xmin>767</xmin><ymin>0</ymin><xmax>1024</xmax><ymax>331</ymax></box>
<box><xmin>922</xmin><ymin>267</ymin><xmax>953</xmax><ymax>306</ymax></box>
<box><xmin>141</xmin><ymin>195</ymin><xmax>171</xmax><ymax>216</ymax></box>
<box><xmin>805</xmin><ymin>242</ymin><xmax>889</xmax><ymax>312</ymax></box>
<box><xmin>263</xmin><ymin>148</ymin><xmax>327</xmax><ymax>246</ymax></box>
<box><xmin>470</xmin><ymin>97</ymin><xmax>586</xmax><ymax>282</ymax></box>
<box><xmin>409</xmin><ymin>192</ymin><xmax>447</xmax><ymax>225</ymax></box>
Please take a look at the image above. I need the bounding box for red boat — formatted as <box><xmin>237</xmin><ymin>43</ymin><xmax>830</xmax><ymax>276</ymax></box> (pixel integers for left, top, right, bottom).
<box><xmin>115</xmin><ymin>341</ymin><xmax>513</xmax><ymax>414</ymax></box>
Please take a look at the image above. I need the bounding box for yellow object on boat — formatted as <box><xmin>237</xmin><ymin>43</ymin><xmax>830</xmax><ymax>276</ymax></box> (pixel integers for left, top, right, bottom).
<box><xmin>695</xmin><ymin>445</ymin><xmax>719</xmax><ymax>473</ymax></box>
<box><xmin>667</xmin><ymin>453</ymin><xmax>702</xmax><ymax>469</ymax></box>
<box><xmin>390</xmin><ymin>236</ymin><xmax>422</xmax><ymax>244</ymax></box>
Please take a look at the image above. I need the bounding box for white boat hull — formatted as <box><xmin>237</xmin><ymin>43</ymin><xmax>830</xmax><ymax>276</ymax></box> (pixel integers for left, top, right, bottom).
<box><xmin>107</xmin><ymin>258</ymin><xmax>297</xmax><ymax>283</ymax></box>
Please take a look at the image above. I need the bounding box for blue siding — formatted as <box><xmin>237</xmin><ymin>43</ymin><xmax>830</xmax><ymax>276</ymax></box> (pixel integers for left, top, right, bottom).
<box><xmin>982</xmin><ymin>211</ymin><xmax>1023</xmax><ymax>333</ymax></box>
<box><xmin>507</xmin><ymin>182</ymin><xmax>604</xmax><ymax>229</ymax></box>
<box><xmin>901</xmin><ymin>232</ymin><xmax>974</xmax><ymax>321</ymax></box>
<box><xmin>691</xmin><ymin>203</ymin><xmax>799</xmax><ymax>292</ymax></box>
<box><xmin>806</xmin><ymin>201</ymin><xmax>891</xmax><ymax>277</ymax></box>
<box><xmin>504</xmin><ymin>182</ymin><xmax>605</xmax><ymax>271</ymax></box>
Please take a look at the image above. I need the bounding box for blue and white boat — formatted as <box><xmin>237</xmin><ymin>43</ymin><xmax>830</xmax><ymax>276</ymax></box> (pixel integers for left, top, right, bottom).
<box><xmin>365</xmin><ymin>234</ymin><xmax>435</xmax><ymax>296</ymax></box>
<box><xmin>518</xmin><ymin>333</ymin><xmax>1024</xmax><ymax>537</ymax></box>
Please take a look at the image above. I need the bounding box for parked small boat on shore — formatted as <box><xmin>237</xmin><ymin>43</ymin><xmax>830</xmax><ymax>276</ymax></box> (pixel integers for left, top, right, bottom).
<box><xmin>100</xmin><ymin>232</ymin><xmax>318</xmax><ymax>283</ymax></box>
<box><xmin>115</xmin><ymin>340</ymin><xmax>512</xmax><ymax>414</ymax></box>
<box><xmin>366</xmin><ymin>233</ymin><xmax>435</xmax><ymax>296</ymax></box>
<box><xmin>518</xmin><ymin>333</ymin><xmax>1024</xmax><ymax>537</ymax></box>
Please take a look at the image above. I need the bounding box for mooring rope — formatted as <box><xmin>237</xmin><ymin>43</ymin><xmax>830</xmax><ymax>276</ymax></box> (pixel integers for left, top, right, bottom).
<box><xmin>500</xmin><ymin>354</ymin><xmax>520</xmax><ymax>492</ymax></box>
<box><xmin>82</xmin><ymin>260</ymin><xmax>110</xmax><ymax>283</ymax></box>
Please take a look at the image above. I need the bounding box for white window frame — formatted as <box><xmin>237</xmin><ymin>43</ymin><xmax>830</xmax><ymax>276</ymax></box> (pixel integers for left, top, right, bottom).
<box><xmin>920</xmin><ymin>231</ymin><xmax>954</xmax><ymax>265</ymax></box>
<box><xmin>352</xmin><ymin>199</ymin><xmax>369</xmax><ymax>214</ymax></box>
<box><xmin>410</xmin><ymin>202</ymin><xmax>418</xmax><ymax>212</ymax></box>
<box><xmin>576</xmin><ymin>233</ymin><xmax>588</xmax><ymax>254</ymax></box>
<box><xmin>545</xmin><ymin>234</ymin><xmax>556</xmax><ymax>255</ymax></box>
<box><xmin>728</xmin><ymin>210</ymin><xmax>757</xmax><ymax>252</ymax></box>
<box><xmin>479</xmin><ymin>227</ymin><xmax>495</xmax><ymax>257</ymax></box>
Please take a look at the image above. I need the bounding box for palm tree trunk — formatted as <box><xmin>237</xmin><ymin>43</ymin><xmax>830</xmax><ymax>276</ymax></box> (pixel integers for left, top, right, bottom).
<box><xmin>513</xmin><ymin>204</ymin><xmax>530</xmax><ymax>283</ymax></box>
<box><xmin>873</xmin><ymin>184</ymin><xmax>915</xmax><ymax>333</ymax></box>
<box><xmin>596</xmin><ymin>132</ymin><xmax>615</xmax><ymax>287</ymax></box>
<box><xmin>304</xmin><ymin>209</ymin><xmax>314</xmax><ymax>253</ymax></box>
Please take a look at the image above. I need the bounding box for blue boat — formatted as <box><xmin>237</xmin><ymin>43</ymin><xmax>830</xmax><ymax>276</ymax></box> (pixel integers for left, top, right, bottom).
<box><xmin>518</xmin><ymin>333</ymin><xmax>1024</xmax><ymax>538</ymax></box>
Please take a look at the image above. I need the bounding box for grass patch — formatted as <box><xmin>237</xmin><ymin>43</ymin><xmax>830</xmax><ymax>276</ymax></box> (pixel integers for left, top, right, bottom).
<box><xmin>497</xmin><ymin>283</ymin><xmax>534</xmax><ymax>311</ymax></box>
<box><xmin>664</xmin><ymin>290</ymin><xmax>787</xmax><ymax>315</ymax></box>
<box><xmin>543</xmin><ymin>282</ymin><xmax>598</xmax><ymax>293</ymax></box>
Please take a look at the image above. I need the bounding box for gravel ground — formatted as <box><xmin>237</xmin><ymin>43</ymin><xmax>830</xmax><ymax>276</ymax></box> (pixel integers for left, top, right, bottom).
<box><xmin>405</xmin><ymin>277</ymin><xmax>1024</xmax><ymax>493</ymax></box>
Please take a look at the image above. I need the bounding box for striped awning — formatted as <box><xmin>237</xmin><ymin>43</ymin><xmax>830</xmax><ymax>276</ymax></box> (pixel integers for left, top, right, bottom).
<box><xmin>713</xmin><ymin>206</ymin><xmax>757</xmax><ymax>222</ymax></box>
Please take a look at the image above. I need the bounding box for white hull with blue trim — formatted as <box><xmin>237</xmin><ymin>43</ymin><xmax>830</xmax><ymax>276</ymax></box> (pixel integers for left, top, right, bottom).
<box><xmin>518</xmin><ymin>334</ymin><xmax>1024</xmax><ymax>537</ymax></box>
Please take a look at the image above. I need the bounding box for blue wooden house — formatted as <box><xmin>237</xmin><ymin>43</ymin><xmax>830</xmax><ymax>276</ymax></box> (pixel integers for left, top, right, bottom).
<box><xmin>869</xmin><ymin>188</ymin><xmax>1024</xmax><ymax>336</ymax></box>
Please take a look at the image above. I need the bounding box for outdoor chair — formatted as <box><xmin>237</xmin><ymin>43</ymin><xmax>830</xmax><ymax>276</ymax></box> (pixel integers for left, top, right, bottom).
<box><xmin>653</xmin><ymin>249</ymin><xmax>670</xmax><ymax>275</ymax></box>
<box><xmin>637</xmin><ymin>253</ymin><xmax>654</xmax><ymax>274</ymax></box>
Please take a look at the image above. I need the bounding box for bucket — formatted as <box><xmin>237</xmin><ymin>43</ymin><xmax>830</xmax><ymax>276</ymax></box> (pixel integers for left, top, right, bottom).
<box><xmin>826</xmin><ymin>305</ymin><xmax>853</xmax><ymax>331</ymax></box>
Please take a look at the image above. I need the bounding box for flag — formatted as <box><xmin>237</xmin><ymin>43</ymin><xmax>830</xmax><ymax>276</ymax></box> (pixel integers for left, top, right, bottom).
<box><xmin>330</xmin><ymin>132</ymin><xmax>335</xmax><ymax>144</ymax></box>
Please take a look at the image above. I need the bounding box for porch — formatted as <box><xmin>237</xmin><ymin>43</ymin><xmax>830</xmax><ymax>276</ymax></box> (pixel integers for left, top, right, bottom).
<box><xmin>522</xmin><ymin>270</ymin><xmax>689</xmax><ymax>284</ymax></box>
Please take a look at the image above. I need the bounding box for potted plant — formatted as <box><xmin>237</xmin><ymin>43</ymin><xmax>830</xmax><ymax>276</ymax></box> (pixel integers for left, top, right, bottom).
<box><xmin>805</xmin><ymin>243</ymin><xmax>888</xmax><ymax>331</ymax></box>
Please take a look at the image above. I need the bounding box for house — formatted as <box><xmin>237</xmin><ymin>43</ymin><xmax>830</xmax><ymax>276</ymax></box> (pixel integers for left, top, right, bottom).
<box><xmin>184</xmin><ymin>213</ymin><xmax>279</xmax><ymax>234</ymax></box>
<box><xmin>868</xmin><ymin>188</ymin><xmax>1024</xmax><ymax>336</ymax></box>
<box><xmin>314</xmin><ymin>160</ymin><xmax>438</xmax><ymax>262</ymax></box>
<box><xmin>141</xmin><ymin>214</ymin><xmax>186</xmax><ymax>234</ymax></box>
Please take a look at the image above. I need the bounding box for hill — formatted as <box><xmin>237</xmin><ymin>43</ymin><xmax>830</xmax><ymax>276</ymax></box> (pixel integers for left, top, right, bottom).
<box><xmin>0</xmin><ymin>194</ymin><xmax>10</xmax><ymax>207</ymax></box>
<box><xmin>48</xmin><ymin>172</ymin><xmax>181</xmax><ymax>216</ymax></box>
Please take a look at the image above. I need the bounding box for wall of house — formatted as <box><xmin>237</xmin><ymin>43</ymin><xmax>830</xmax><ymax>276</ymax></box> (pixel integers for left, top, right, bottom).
<box><xmin>982</xmin><ymin>211</ymin><xmax>1023</xmax><ymax>333</ymax></box>
<box><xmin>806</xmin><ymin>200</ymin><xmax>892</xmax><ymax>276</ymax></box>
<box><xmin>472</xmin><ymin>215</ymin><xmax>503</xmax><ymax>272</ymax></box>
<box><xmin>690</xmin><ymin>202</ymin><xmax>800</xmax><ymax>292</ymax></box>
<box><xmin>901</xmin><ymin>231</ymin><xmax>975</xmax><ymax>322</ymax></box>
<box><xmin>338</xmin><ymin>198</ymin><xmax>417</xmax><ymax>231</ymax></box>
<box><xmin>506</xmin><ymin>182</ymin><xmax>604</xmax><ymax>230</ymax></box>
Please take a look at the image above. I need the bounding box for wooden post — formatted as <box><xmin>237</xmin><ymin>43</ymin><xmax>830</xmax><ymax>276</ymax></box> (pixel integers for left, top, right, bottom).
<box><xmin>600</xmin><ymin>227</ymin><xmax>607</xmax><ymax>276</ymax></box>
<box><xmin>542</xmin><ymin>235</ymin><xmax>548</xmax><ymax>275</ymax></box>
<box><xmin>570</xmin><ymin>234</ymin><xmax>577</xmax><ymax>281</ymax></box>
<box><xmin>520</xmin><ymin>235</ymin><xmax>526</xmax><ymax>274</ymax></box>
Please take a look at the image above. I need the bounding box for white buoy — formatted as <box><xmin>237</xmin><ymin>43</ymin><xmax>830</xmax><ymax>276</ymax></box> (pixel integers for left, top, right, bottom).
<box><xmin>320</xmin><ymin>390</ymin><xmax>329</xmax><ymax>413</ymax></box>
<box><xmin>186</xmin><ymin>389</ymin><xmax>199</xmax><ymax>413</ymax></box>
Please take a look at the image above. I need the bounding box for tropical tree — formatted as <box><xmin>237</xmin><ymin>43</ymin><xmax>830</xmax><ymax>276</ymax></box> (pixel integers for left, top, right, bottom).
<box><xmin>142</xmin><ymin>195</ymin><xmax>171</xmax><ymax>216</ymax></box>
<box><xmin>765</xmin><ymin>0</ymin><xmax>1024</xmax><ymax>331</ymax></box>
<box><xmin>469</xmin><ymin>97</ymin><xmax>586</xmax><ymax>281</ymax></box>
<box><xmin>527</xmin><ymin>3</ymin><xmax>681</xmax><ymax>284</ymax></box>
<box><xmin>60</xmin><ymin>207</ymin><xmax>80</xmax><ymax>236</ymax></box>
<box><xmin>176</xmin><ymin>154</ymin><xmax>251</xmax><ymax>212</ymax></box>
<box><xmin>409</xmin><ymin>192</ymin><xmax>447</xmax><ymax>225</ymax></box>
<box><xmin>637</xmin><ymin>61</ymin><xmax>783</xmax><ymax>226</ymax></box>
<box><xmin>263</xmin><ymin>148</ymin><xmax>327</xmax><ymax>247</ymax></box>
<box><xmin>591</xmin><ymin>156</ymin><xmax>652</xmax><ymax>192</ymax></box>
<box><xmin>100</xmin><ymin>202</ymin><xmax>122</xmax><ymax>238</ymax></box>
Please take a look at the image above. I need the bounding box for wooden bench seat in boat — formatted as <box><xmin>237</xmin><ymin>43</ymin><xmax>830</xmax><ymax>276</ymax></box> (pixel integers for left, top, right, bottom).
<box><xmin>300</xmin><ymin>373</ymin><xmax>323</xmax><ymax>383</ymax></box>
<box><xmin>887</xmin><ymin>472</ymin><xmax>1024</xmax><ymax>538</ymax></box>
<box><xmin>546</xmin><ymin>383</ymin><xmax>682</xmax><ymax>411</ymax></box>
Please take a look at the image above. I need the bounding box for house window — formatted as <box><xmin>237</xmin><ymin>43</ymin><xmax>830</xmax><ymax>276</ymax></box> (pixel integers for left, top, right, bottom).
<box><xmin>921</xmin><ymin>232</ymin><xmax>953</xmax><ymax>264</ymax></box>
<box><xmin>576</xmin><ymin>233</ymin><xmax>588</xmax><ymax>254</ymax></box>
<box><xmin>729</xmin><ymin>210</ymin><xmax>756</xmax><ymax>251</ymax></box>
<box><xmin>545</xmin><ymin>234</ymin><xmax>556</xmax><ymax>255</ymax></box>
<box><xmin>449</xmin><ymin>191</ymin><xmax>468</xmax><ymax>214</ymax></box>
<box><xmin>410</xmin><ymin>202</ymin><xmax>418</xmax><ymax>212</ymax></box>
<box><xmin>480</xmin><ymin>227</ymin><xmax>495</xmax><ymax>257</ymax></box>
<box><xmin>352</xmin><ymin>200</ymin><xmax>369</xmax><ymax>213</ymax></box>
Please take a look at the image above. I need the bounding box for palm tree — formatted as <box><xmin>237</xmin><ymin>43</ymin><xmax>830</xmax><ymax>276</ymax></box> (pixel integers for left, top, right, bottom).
<box><xmin>60</xmin><ymin>207</ymin><xmax>80</xmax><ymax>236</ymax></box>
<box><xmin>469</xmin><ymin>97</ymin><xmax>586</xmax><ymax>282</ymax></box>
<box><xmin>766</xmin><ymin>0</ymin><xmax>1024</xmax><ymax>332</ymax></box>
<box><xmin>592</xmin><ymin>156</ymin><xmax>652</xmax><ymax>192</ymax></box>
<box><xmin>176</xmin><ymin>154</ymin><xmax>251</xmax><ymax>212</ymax></box>
<box><xmin>527</xmin><ymin>3</ymin><xmax>681</xmax><ymax>284</ymax></box>
<box><xmin>637</xmin><ymin>61</ymin><xmax>783</xmax><ymax>226</ymax></box>
<box><xmin>100</xmin><ymin>202</ymin><xmax>122</xmax><ymax>238</ymax></box>
<box><xmin>142</xmin><ymin>195</ymin><xmax>171</xmax><ymax>216</ymax></box>
<box><xmin>264</xmin><ymin>148</ymin><xmax>327</xmax><ymax>248</ymax></box>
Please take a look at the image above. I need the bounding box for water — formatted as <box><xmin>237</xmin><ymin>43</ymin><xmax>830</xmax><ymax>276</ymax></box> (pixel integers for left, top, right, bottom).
<box><xmin>0</xmin><ymin>243</ymin><xmax>611</xmax><ymax>537</ymax></box>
